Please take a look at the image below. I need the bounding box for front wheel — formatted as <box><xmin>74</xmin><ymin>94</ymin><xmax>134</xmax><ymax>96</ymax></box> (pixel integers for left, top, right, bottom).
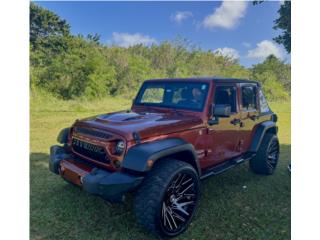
<box><xmin>134</xmin><ymin>159</ymin><xmax>200</xmax><ymax>238</ymax></box>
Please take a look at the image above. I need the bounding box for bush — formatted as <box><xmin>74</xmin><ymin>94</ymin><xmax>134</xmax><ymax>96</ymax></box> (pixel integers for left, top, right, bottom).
<box><xmin>30</xmin><ymin>4</ymin><xmax>290</xmax><ymax>102</ymax></box>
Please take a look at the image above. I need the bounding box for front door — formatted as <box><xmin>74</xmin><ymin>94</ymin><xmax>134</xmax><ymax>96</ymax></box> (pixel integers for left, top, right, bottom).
<box><xmin>206</xmin><ymin>84</ymin><xmax>241</xmax><ymax>166</ymax></box>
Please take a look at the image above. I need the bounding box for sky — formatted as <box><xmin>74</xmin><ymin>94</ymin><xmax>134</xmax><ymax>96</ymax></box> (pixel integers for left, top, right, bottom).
<box><xmin>36</xmin><ymin>1</ymin><xmax>290</xmax><ymax>67</ymax></box>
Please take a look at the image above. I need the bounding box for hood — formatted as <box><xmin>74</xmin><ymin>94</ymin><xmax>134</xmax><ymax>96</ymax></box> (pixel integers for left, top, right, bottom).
<box><xmin>74</xmin><ymin>110</ymin><xmax>203</xmax><ymax>140</ymax></box>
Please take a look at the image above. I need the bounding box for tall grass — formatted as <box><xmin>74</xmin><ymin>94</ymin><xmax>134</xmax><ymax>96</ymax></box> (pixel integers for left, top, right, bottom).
<box><xmin>30</xmin><ymin>90</ymin><xmax>132</xmax><ymax>113</ymax></box>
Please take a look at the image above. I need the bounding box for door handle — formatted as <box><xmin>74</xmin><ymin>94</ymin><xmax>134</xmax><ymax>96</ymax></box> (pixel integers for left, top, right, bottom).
<box><xmin>230</xmin><ymin>118</ymin><xmax>241</xmax><ymax>125</ymax></box>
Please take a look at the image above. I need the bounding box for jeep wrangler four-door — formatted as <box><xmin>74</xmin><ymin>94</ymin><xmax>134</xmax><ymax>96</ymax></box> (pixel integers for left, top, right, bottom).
<box><xmin>50</xmin><ymin>77</ymin><xmax>279</xmax><ymax>238</ymax></box>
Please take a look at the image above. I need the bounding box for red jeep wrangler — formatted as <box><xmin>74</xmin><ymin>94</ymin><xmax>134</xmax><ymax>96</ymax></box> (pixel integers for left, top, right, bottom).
<box><xmin>50</xmin><ymin>77</ymin><xmax>279</xmax><ymax>237</ymax></box>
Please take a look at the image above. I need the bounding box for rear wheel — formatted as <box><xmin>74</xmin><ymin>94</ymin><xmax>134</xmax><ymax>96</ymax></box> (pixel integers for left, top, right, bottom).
<box><xmin>134</xmin><ymin>159</ymin><xmax>200</xmax><ymax>237</ymax></box>
<box><xmin>250</xmin><ymin>133</ymin><xmax>280</xmax><ymax>175</ymax></box>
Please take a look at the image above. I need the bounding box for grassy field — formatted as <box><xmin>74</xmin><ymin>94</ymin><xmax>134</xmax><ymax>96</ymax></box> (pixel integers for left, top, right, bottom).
<box><xmin>30</xmin><ymin>97</ymin><xmax>290</xmax><ymax>240</ymax></box>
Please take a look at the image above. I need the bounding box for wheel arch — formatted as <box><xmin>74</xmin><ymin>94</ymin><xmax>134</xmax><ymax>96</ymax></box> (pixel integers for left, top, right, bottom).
<box><xmin>122</xmin><ymin>138</ymin><xmax>201</xmax><ymax>176</ymax></box>
<box><xmin>249</xmin><ymin>121</ymin><xmax>278</xmax><ymax>153</ymax></box>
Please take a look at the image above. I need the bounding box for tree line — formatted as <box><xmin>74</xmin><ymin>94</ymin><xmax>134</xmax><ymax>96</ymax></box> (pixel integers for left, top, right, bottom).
<box><xmin>30</xmin><ymin>3</ymin><xmax>290</xmax><ymax>101</ymax></box>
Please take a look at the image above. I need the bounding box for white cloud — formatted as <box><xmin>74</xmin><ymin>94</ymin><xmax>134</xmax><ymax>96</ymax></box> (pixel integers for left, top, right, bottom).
<box><xmin>111</xmin><ymin>32</ymin><xmax>157</xmax><ymax>47</ymax></box>
<box><xmin>214</xmin><ymin>47</ymin><xmax>240</xmax><ymax>60</ymax></box>
<box><xmin>171</xmin><ymin>11</ymin><xmax>193</xmax><ymax>23</ymax></box>
<box><xmin>247</xmin><ymin>40</ymin><xmax>284</xmax><ymax>60</ymax></box>
<box><xmin>202</xmin><ymin>1</ymin><xmax>248</xmax><ymax>29</ymax></box>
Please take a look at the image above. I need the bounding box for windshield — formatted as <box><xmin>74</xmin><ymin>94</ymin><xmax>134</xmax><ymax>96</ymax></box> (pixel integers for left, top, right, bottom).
<box><xmin>134</xmin><ymin>81</ymin><xmax>209</xmax><ymax>111</ymax></box>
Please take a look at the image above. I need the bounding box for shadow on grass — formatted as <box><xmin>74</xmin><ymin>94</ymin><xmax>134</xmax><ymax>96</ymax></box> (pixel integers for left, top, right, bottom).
<box><xmin>30</xmin><ymin>144</ymin><xmax>290</xmax><ymax>240</ymax></box>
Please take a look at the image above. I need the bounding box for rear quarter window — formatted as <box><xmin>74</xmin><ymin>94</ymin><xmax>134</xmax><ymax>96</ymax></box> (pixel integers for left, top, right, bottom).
<box><xmin>258</xmin><ymin>89</ymin><xmax>270</xmax><ymax>113</ymax></box>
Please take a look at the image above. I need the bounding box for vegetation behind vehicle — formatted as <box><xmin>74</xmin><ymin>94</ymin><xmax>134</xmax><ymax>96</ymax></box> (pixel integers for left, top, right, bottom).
<box><xmin>30</xmin><ymin>3</ymin><xmax>290</xmax><ymax>102</ymax></box>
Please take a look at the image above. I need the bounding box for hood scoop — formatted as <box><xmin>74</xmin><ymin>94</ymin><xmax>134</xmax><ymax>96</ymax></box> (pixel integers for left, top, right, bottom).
<box><xmin>95</xmin><ymin>111</ymin><xmax>156</xmax><ymax>124</ymax></box>
<box><xmin>122</xmin><ymin>115</ymin><xmax>145</xmax><ymax>121</ymax></box>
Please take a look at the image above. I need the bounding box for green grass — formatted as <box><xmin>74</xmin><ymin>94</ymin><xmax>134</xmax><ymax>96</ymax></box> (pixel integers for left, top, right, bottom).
<box><xmin>30</xmin><ymin>97</ymin><xmax>290</xmax><ymax>240</ymax></box>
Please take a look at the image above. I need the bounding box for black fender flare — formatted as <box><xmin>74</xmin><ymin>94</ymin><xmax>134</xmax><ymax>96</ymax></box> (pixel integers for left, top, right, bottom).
<box><xmin>57</xmin><ymin>127</ymin><xmax>70</xmax><ymax>144</ymax></box>
<box><xmin>249</xmin><ymin>121</ymin><xmax>278</xmax><ymax>152</ymax></box>
<box><xmin>122</xmin><ymin>138</ymin><xmax>201</xmax><ymax>175</ymax></box>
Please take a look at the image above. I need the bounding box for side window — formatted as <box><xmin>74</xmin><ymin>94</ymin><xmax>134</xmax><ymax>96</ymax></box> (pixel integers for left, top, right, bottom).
<box><xmin>241</xmin><ymin>86</ymin><xmax>257</xmax><ymax>111</ymax></box>
<box><xmin>258</xmin><ymin>88</ymin><xmax>270</xmax><ymax>113</ymax></box>
<box><xmin>214</xmin><ymin>86</ymin><xmax>237</xmax><ymax>113</ymax></box>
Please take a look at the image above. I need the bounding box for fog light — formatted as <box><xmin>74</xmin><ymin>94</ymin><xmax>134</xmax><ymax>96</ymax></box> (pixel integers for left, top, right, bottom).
<box><xmin>115</xmin><ymin>140</ymin><xmax>125</xmax><ymax>155</ymax></box>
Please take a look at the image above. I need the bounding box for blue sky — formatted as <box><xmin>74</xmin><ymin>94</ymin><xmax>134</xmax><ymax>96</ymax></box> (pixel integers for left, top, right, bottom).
<box><xmin>36</xmin><ymin>1</ymin><xmax>290</xmax><ymax>67</ymax></box>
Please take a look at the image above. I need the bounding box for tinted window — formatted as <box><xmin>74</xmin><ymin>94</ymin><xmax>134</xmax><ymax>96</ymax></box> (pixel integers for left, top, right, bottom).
<box><xmin>135</xmin><ymin>82</ymin><xmax>209</xmax><ymax>111</ymax></box>
<box><xmin>241</xmin><ymin>86</ymin><xmax>257</xmax><ymax>111</ymax></box>
<box><xmin>214</xmin><ymin>86</ymin><xmax>237</xmax><ymax>112</ymax></box>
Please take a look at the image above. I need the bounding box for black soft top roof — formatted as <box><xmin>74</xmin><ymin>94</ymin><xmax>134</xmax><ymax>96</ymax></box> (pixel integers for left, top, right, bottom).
<box><xmin>145</xmin><ymin>76</ymin><xmax>260</xmax><ymax>85</ymax></box>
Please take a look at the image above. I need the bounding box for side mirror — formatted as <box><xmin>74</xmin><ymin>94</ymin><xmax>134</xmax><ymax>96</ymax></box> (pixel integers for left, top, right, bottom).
<box><xmin>214</xmin><ymin>104</ymin><xmax>231</xmax><ymax>117</ymax></box>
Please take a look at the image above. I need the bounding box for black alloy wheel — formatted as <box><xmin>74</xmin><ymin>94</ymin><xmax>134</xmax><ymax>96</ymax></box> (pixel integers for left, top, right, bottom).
<box><xmin>266</xmin><ymin>138</ymin><xmax>280</xmax><ymax>170</ymax></box>
<box><xmin>160</xmin><ymin>172</ymin><xmax>198</xmax><ymax>235</ymax></box>
<box><xmin>134</xmin><ymin>159</ymin><xmax>200</xmax><ymax>238</ymax></box>
<box><xmin>250</xmin><ymin>133</ymin><xmax>280</xmax><ymax>175</ymax></box>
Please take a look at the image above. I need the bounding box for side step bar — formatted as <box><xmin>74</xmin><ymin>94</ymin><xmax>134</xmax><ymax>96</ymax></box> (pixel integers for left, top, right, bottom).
<box><xmin>200</xmin><ymin>154</ymin><xmax>255</xmax><ymax>180</ymax></box>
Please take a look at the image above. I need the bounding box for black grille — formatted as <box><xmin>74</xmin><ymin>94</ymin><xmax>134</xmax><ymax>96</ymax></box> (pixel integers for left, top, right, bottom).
<box><xmin>74</xmin><ymin>127</ymin><xmax>112</xmax><ymax>139</ymax></box>
<box><xmin>72</xmin><ymin>138</ymin><xmax>110</xmax><ymax>164</ymax></box>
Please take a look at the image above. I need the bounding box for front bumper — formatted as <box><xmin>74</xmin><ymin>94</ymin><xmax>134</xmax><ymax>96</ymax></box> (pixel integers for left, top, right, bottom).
<box><xmin>49</xmin><ymin>145</ymin><xmax>144</xmax><ymax>202</ymax></box>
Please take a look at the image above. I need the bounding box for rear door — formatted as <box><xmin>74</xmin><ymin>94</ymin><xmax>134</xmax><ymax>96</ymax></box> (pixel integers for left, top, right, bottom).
<box><xmin>239</xmin><ymin>84</ymin><xmax>260</xmax><ymax>152</ymax></box>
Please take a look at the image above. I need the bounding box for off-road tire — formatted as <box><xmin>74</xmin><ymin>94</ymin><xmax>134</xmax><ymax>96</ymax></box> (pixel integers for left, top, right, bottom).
<box><xmin>133</xmin><ymin>159</ymin><xmax>200</xmax><ymax>238</ymax></box>
<box><xmin>250</xmin><ymin>133</ymin><xmax>280</xmax><ymax>175</ymax></box>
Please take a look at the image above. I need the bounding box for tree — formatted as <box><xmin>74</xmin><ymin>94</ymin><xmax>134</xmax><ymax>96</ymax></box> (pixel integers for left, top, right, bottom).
<box><xmin>273</xmin><ymin>1</ymin><xmax>291</xmax><ymax>53</ymax></box>
<box><xmin>30</xmin><ymin>3</ymin><xmax>290</xmax><ymax>101</ymax></box>
<box><xmin>87</xmin><ymin>33</ymin><xmax>101</xmax><ymax>44</ymax></box>
<box><xmin>251</xmin><ymin>55</ymin><xmax>290</xmax><ymax>100</ymax></box>
<box><xmin>30</xmin><ymin>2</ymin><xmax>70</xmax><ymax>49</ymax></box>
<box><xmin>253</xmin><ymin>1</ymin><xmax>291</xmax><ymax>53</ymax></box>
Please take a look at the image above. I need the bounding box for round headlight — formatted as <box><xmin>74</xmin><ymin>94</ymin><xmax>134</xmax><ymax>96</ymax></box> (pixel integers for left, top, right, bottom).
<box><xmin>115</xmin><ymin>140</ymin><xmax>125</xmax><ymax>155</ymax></box>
